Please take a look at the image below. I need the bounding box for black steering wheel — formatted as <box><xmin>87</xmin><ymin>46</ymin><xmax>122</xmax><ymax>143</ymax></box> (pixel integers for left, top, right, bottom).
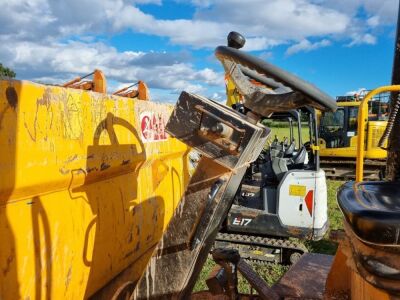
<box><xmin>215</xmin><ymin>33</ymin><xmax>337</xmax><ymax>117</ymax></box>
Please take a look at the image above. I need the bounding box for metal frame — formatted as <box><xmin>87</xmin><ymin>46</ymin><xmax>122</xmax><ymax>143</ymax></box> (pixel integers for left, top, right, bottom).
<box><xmin>356</xmin><ymin>85</ymin><xmax>400</xmax><ymax>182</ymax></box>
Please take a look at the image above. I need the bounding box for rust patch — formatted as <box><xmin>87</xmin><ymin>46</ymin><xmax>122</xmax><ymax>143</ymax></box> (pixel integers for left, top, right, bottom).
<box><xmin>121</xmin><ymin>159</ymin><xmax>130</xmax><ymax>165</ymax></box>
<box><xmin>59</xmin><ymin>167</ymin><xmax>70</xmax><ymax>175</ymax></box>
<box><xmin>136</xmin><ymin>225</ymin><xmax>140</xmax><ymax>235</ymax></box>
<box><xmin>101</xmin><ymin>162</ymin><xmax>110</xmax><ymax>170</ymax></box>
<box><xmin>2</xmin><ymin>254</ymin><xmax>14</xmax><ymax>276</ymax></box>
<box><xmin>238</xmin><ymin>210</ymin><xmax>259</xmax><ymax>218</ymax></box>
<box><xmin>135</xmin><ymin>242</ymin><xmax>140</xmax><ymax>252</ymax></box>
<box><xmin>86</xmin><ymin>167</ymin><xmax>98</xmax><ymax>173</ymax></box>
<box><xmin>123</xmin><ymin>250</ymin><xmax>135</xmax><ymax>259</ymax></box>
<box><xmin>64</xmin><ymin>154</ymin><xmax>78</xmax><ymax>164</ymax></box>
<box><xmin>287</xmin><ymin>227</ymin><xmax>304</xmax><ymax>236</ymax></box>
<box><xmin>127</xmin><ymin>231</ymin><xmax>133</xmax><ymax>243</ymax></box>
<box><xmin>5</xmin><ymin>87</ymin><xmax>18</xmax><ymax>109</ymax></box>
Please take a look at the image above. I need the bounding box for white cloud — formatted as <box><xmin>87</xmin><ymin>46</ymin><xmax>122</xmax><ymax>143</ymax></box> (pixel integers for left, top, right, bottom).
<box><xmin>258</xmin><ymin>51</ymin><xmax>274</xmax><ymax>60</ymax></box>
<box><xmin>1</xmin><ymin>38</ymin><xmax>223</xmax><ymax>97</ymax></box>
<box><xmin>347</xmin><ymin>33</ymin><xmax>377</xmax><ymax>46</ymax></box>
<box><xmin>320</xmin><ymin>0</ymin><xmax>397</xmax><ymax>24</ymax></box>
<box><xmin>286</xmin><ymin>39</ymin><xmax>331</xmax><ymax>55</ymax></box>
<box><xmin>243</xmin><ymin>37</ymin><xmax>283</xmax><ymax>51</ymax></box>
<box><xmin>111</xmin><ymin>0</ymin><xmax>352</xmax><ymax>48</ymax></box>
<box><xmin>346</xmin><ymin>87</ymin><xmax>368</xmax><ymax>96</ymax></box>
<box><xmin>2</xmin><ymin>0</ymin><xmax>395</xmax><ymax>50</ymax></box>
<box><xmin>367</xmin><ymin>16</ymin><xmax>380</xmax><ymax>27</ymax></box>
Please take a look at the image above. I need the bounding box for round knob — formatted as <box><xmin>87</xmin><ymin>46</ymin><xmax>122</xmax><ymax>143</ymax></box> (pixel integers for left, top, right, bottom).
<box><xmin>227</xmin><ymin>31</ymin><xmax>246</xmax><ymax>49</ymax></box>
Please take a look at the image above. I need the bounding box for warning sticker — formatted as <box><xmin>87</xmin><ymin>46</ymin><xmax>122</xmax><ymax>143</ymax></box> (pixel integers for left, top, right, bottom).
<box><xmin>140</xmin><ymin>111</ymin><xmax>168</xmax><ymax>142</ymax></box>
<box><xmin>289</xmin><ymin>185</ymin><xmax>307</xmax><ymax>197</ymax></box>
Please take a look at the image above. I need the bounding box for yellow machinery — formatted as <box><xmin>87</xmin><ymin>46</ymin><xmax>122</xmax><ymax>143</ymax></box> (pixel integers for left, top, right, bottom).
<box><xmin>356</xmin><ymin>85</ymin><xmax>400</xmax><ymax>181</ymax></box>
<box><xmin>319</xmin><ymin>92</ymin><xmax>389</xmax><ymax>180</ymax></box>
<box><xmin>0</xmin><ymin>71</ymin><xmax>190</xmax><ymax>299</ymax></box>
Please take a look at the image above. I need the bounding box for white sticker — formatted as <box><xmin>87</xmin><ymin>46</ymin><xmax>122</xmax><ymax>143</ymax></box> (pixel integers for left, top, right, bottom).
<box><xmin>347</xmin><ymin>131</ymin><xmax>355</xmax><ymax>137</ymax></box>
<box><xmin>140</xmin><ymin>111</ymin><xmax>169</xmax><ymax>142</ymax></box>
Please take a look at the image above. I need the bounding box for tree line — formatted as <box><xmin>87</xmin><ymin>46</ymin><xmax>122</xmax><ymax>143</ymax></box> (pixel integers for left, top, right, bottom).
<box><xmin>0</xmin><ymin>63</ymin><xmax>16</xmax><ymax>78</ymax></box>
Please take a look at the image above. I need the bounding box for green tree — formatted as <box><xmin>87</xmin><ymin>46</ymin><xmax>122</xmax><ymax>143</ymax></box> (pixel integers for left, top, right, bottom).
<box><xmin>0</xmin><ymin>63</ymin><xmax>16</xmax><ymax>78</ymax></box>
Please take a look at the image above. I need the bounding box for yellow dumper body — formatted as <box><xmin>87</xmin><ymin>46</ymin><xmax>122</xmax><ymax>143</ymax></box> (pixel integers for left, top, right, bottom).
<box><xmin>0</xmin><ymin>80</ymin><xmax>190</xmax><ymax>299</ymax></box>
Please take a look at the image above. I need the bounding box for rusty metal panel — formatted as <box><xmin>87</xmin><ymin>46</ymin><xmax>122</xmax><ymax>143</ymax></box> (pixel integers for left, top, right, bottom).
<box><xmin>166</xmin><ymin>91</ymin><xmax>269</xmax><ymax>170</ymax></box>
<box><xmin>0</xmin><ymin>80</ymin><xmax>190</xmax><ymax>299</ymax></box>
<box><xmin>272</xmin><ymin>253</ymin><xmax>333</xmax><ymax>299</ymax></box>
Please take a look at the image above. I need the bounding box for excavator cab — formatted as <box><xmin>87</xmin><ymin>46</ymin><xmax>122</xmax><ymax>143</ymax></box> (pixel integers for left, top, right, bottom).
<box><xmin>319</xmin><ymin>92</ymin><xmax>389</xmax><ymax>180</ymax></box>
<box><xmin>215</xmin><ymin>33</ymin><xmax>334</xmax><ymax>264</ymax></box>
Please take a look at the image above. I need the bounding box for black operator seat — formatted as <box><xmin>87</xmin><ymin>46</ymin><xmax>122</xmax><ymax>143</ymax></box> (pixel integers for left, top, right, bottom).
<box><xmin>289</xmin><ymin>146</ymin><xmax>307</xmax><ymax>168</ymax></box>
<box><xmin>271</xmin><ymin>135</ymin><xmax>279</xmax><ymax>148</ymax></box>
<box><xmin>282</xmin><ymin>137</ymin><xmax>289</xmax><ymax>147</ymax></box>
<box><xmin>284</xmin><ymin>139</ymin><xmax>296</xmax><ymax>157</ymax></box>
<box><xmin>338</xmin><ymin>181</ymin><xmax>400</xmax><ymax>245</ymax></box>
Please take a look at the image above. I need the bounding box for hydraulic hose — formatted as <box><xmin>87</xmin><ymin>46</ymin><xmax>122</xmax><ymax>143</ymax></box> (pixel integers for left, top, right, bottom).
<box><xmin>378</xmin><ymin>93</ymin><xmax>400</xmax><ymax>149</ymax></box>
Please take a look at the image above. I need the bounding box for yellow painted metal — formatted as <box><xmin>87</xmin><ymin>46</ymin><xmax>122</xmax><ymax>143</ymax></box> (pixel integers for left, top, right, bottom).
<box><xmin>356</xmin><ymin>85</ymin><xmax>400</xmax><ymax>182</ymax></box>
<box><xmin>225</xmin><ymin>75</ymin><xmax>242</xmax><ymax>107</ymax></box>
<box><xmin>319</xmin><ymin>100</ymin><xmax>387</xmax><ymax>160</ymax></box>
<box><xmin>319</xmin><ymin>132</ymin><xmax>387</xmax><ymax>159</ymax></box>
<box><xmin>0</xmin><ymin>80</ymin><xmax>190</xmax><ymax>299</ymax></box>
<box><xmin>336</xmin><ymin>101</ymin><xmax>361</xmax><ymax>107</ymax></box>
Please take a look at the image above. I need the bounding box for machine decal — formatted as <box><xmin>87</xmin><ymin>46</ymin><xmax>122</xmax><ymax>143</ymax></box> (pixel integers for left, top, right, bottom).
<box><xmin>289</xmin><ymin>185</ymin><xmax>307</xmax><ymax>197</ymax></box>
<box><xmin>305</xmin><ymin>190</ymin><xmax>314</xmax><ymax>216</ymax></box>
<box><xmin>241</xmin><ymin>191</ymin><xmax>255</xmax><ymax>197</ymax></box>
<box><xmin>232</xmin><ymin>217</ymin><xmax>253</xmax><ymax>226</ymax></box>
<box><xmin>140</xmin><ymin>111</ymin><xmax>168</xmax><ymax>142</ymax></box>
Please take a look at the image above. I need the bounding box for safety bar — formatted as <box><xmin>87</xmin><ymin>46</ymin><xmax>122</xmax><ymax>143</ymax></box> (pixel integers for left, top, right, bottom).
<box><xmin>356</xmin><ymin>85</ymin><xmax>400</xmax><ymax>182</ymax></box>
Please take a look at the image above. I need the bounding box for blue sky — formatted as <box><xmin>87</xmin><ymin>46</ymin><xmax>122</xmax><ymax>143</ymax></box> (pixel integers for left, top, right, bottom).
<box><xmin>0</xmin><ymin>0</ymin><xmax>398</xmax><ymax>103</ymax></box>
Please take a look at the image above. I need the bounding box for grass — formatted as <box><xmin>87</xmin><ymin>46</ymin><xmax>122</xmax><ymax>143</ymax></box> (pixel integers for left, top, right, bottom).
<box><xmin>305</xmin><ymin>180</ymin><xmax>344</xmax><ymax>255</ymax></box>
<box><xmin>194</xmin><ymin>180</ymin><xmax>345</xmax><ymax>292</ymax></box>
<box><xmin>194</xmin><ymin>259</ymin><xmax>289</xmax><ymax>293</ymax></box>
<box><xmin>266</xmin><ymin>126</ymin><xmax>310</xmax><ymax>147</ymax></box>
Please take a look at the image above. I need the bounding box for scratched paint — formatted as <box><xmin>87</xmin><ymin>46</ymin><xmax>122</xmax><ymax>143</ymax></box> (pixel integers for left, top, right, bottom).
<box><xmin>0</xmin><ymin>80</ymin><xmax>191</xmax><ymax>299</ymax></box>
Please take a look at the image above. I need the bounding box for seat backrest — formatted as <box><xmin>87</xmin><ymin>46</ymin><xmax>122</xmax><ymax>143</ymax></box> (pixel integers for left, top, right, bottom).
<box><xmin>272</xmin><ymin>157</ymin><xmax>288</xmax><ymax>180</ymax></box>
<box><xmin>284</xmin><ymin>140</ymin><xmax>296</xmax><ymax>157</ymax></box>
<box><xmin>271</xmin><ymin>135</ymin><xmax>279</xmax><ymax>148</ymax></box>
<box><xmin>270</xmin><ymin>148</ymin><xmax>281</xmax><ymax>159</ymax></box>
<box><xmin>292</xmin><ymin>146</ymin><xmax>307</xmax><ymax>165</ymax></box>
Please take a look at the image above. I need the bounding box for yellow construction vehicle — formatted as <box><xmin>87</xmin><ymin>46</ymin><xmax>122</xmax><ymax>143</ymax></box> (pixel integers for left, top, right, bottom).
<box><xmin>319</xmin><ymin>90</ymin><xmax>389</xmax><ymax>180</ymax></box>
<box><xmin>0</xmin><ymin>70</ymin><xmax>188</xmax><ymax>299</ymax></box>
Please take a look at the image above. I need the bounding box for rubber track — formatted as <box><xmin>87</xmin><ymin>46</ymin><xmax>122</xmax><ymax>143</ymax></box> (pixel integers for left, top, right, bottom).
<box><xmin>215</xmin><ymin>232</ymin><xmax>307</xmax><ymax>264</ymax></box>
<box><xmin>320</xmin><ymin>158</ymin><xmax>385</xmax><ymax>181</ymax></box>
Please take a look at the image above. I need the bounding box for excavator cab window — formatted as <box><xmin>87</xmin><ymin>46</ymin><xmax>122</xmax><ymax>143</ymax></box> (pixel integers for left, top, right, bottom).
<box><xmin>319</xmin><ymin>108</ymin><xmax>345</xmax><ymax>148</ymax></box>
<box><xmin>346</xmin><ymin>106</ymin><xmax>358</xmax><ymax>144</ymax></box>
<box><xmin>369</xmin><ymin>99</ymin><xmax>390</xmax><ymax>121</ymax></box>
<box><xmin>320</xmin><ymin>106</ymin><xmax>360</xmax><ymax>148</ymax></box>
